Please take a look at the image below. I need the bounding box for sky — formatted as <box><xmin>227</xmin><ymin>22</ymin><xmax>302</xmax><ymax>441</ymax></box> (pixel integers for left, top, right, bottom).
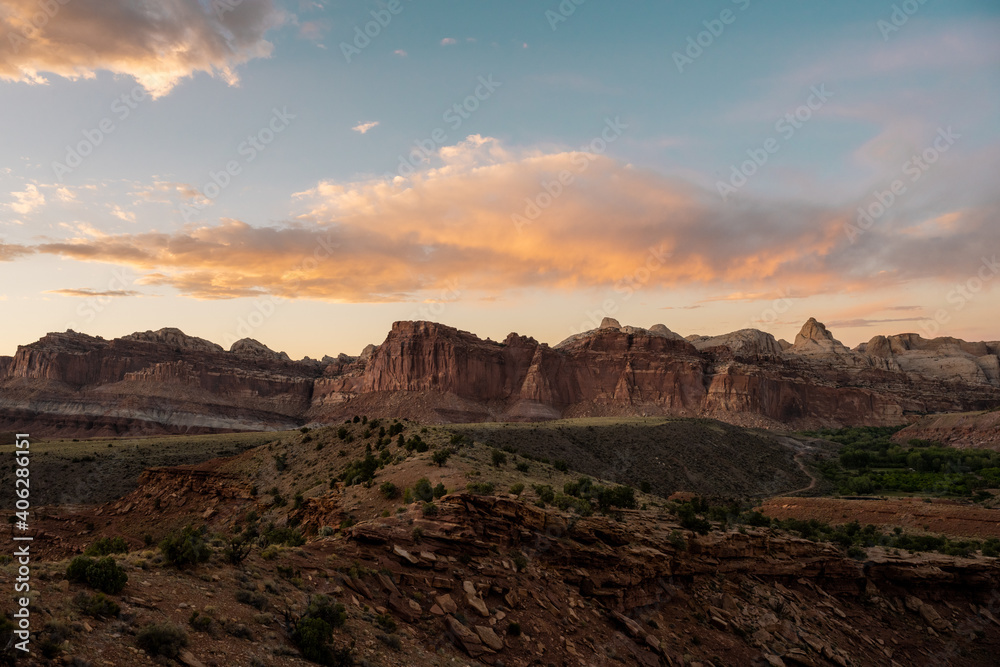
<box><xmin>1</xmin><ymin>0</ymin><xmax>998</xmax><ymax>359</ymax></box>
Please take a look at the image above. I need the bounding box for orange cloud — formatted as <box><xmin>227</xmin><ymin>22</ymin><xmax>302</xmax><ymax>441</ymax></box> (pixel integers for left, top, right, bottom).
<box><xmin>0</xmin><ymin>0</ymin><xmax>284</xmax><ymax>97</ymax></box>
<box><xmin>22</xmin><ymin>136</ymin><xmax>1000</xmax><ymax>303</ymax></box>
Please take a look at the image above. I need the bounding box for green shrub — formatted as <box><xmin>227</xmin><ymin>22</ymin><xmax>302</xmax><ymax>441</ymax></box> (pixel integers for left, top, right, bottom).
<box><xmin>532</xmin><ymin>484</ymin><xmax>555</xmax><ymax>504</ymax></box>
<box><xmin>261</xmin><ymin>523</ymin><xmax>306</xmax><ymax>547</ymax></box>
<box><xmin>421</xmin><ymin>502</ymin><xmax>438</xmax><ymax>516</ymax></box>
<box><xmin>188</xmin><ymin>610</ymin><xmax>214</xmax><ymax>633</ymax></box>
<box><xmin>431</xmin><ymin>449</ymin><xmax>452</xmax><ymax>467</ymax></box>
<box><xmin>553</xmin><ymin>459</ymin><xmax>569</xmax><ymax>472</ymax></box>
<box><xmin>414</xmin><ymin>478</ymin><xmax>434</xmax><ymax>502</ymax></box>
<box><xmin>515</xmin><ymin>461</ymin><xmax>530</xmax><ymax>473</ymax></box>
<box><xmin>491</xmin><ymin>450</ymin><xmax>507</xmax><ymax>467</ymax></box>
<box><xmin>74</xmin><ymin>592</ymin><xmax>120</xmax><ymax>618</ymax></box>
<box><xmin>340</xmin><ymin>454</ymin><xmax>379</xmax><ymax>486</ymax></box>
<box><xmin>379</xmin><ymin>482</ymin><xmax>398</xmax><ymax>499</ymax></box>
<box><xmin>66</xmin><ymin>556</ymin><xmax>95</xmax><ymax>583</ymax></box>
<box><xmin>433</xmin><ymin>483</ymin><xmax>447</xmax><ymax>499</ymax></box>
<box><xmin>236</xmin><ymin>589</ymin><xmax>269</xmax><ymax>610</ymax></box>
<box><xmin>597</xmin><ymin>485</ymin><xmax>637</xmax><ymax>512</ymax></box>
<box><xmin>67</xmin><ymin>556</ymin><xmax>127</xmax><ymax>594</ymax></box>
<box><xmin>136</xmin><ymin>622</ymin><xmax>189</xmax><ymax>658</ymax></box>
<box><xmin>84</xmin><ymin>536</ymin><xmax>129</xmax><ymax>557</ymax></box>
<box><xmin>466</xmin><ymin>482</ymin><xmax>495</xmax><ymax>495</ymax></box>
<box><xmin>160</xmin><ymin>524</ymin><xmax>212</xmax><ymax>567</ymax></box>
<box><xmin>84</xmin><ymin>557</ymin><xmax>128</xmax><ymax>594</ymax></box>
<box><xmin>509</xmin><ymin>483</ymin><xmax>525</xmax><ymax>496</ymax></box>
<box><xmin>292</xmin><ymin>595</ymin><xmax>351</xmax><ymax>665</ymax></box>
<box><xmin>375</xmin><ymin>613</ymin><xmax>397</xmax><ymax>633</ymax></box>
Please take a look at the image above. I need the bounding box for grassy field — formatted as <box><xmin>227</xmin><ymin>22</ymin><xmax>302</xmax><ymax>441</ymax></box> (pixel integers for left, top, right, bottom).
<box><xmin>0</xmin><ymin>431</ymin><xmax>285</xmax><ymax>506</ymax></box>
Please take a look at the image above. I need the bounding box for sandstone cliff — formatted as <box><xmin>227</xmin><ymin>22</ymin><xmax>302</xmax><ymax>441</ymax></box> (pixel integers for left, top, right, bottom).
<box><xmin>2</xmin><ymin>318</ymin><xmax>999</xmax><ymax>435</ymax></box>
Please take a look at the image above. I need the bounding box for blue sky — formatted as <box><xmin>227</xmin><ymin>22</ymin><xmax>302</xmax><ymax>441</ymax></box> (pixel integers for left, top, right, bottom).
<box><xmin>1</xmin><ymin>0</ymin><xmax>999</xmax><ymax>358</ymax></box>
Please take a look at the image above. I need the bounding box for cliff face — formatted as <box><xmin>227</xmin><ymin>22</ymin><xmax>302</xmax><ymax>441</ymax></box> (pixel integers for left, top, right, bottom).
<box><xmin>310</xmin><ymin>318</ymin><xmax>1000</xmax><ymax>427</ymax></box>
<box><xmin>0</xmin><ymin>328</ymin><xmax>323</xmax><ymax>437</ymax></box>
<box><xmin>2</xmin><ymin>318</ymin><xmax>999</xmax><ymax>435</ymax></box>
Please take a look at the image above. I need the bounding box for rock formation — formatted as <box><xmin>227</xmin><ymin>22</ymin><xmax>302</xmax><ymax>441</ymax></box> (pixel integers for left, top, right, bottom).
<box><xmin>2</xmin><ymin>318</ymin><xmax>999</xmax><ymax>435</ymax></box>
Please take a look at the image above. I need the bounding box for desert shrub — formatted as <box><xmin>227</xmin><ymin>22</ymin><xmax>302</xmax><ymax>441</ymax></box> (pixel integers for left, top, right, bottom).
<box><xmin>261</xmin><ymin>523</ymin><xmax>306</xmax><ymax>547</ymax></box>
<box><xmin>374</xmin><ymin>613</ymin><xmax>397</xmax><ymax>633</ymax></box>
<box><xmin>532</xmin><ymin>484</ymin><xmax>555</xmax><ymax>504</ymax></box>
<box><xmin>466</xmin><ymin>482</ymin><xmax>495</xmax><ymax>496</ymax></box>
<box><xmin>223</xmin><ymin>619</ymin><xmax>253</xmax><ymax>640</ymax></box>
<box><xmin>563</xmin><ymin>481</ymin><xmax>581</xmax><ymax>497</ymax></box>
<box><xmin>597</xmin><ymin>485</ymin><xmax>637</xmax><ymax>512</ymax></box>
<box><xmin>414</xmin><ymin>478</ymin><xmax>434</xmax><ymax>502</ymax></box>
<box><xmin>66</xmin><ymin>556</ymin><xmax>95</xmax><ymax>583</ymax></box>
<box><xmin>340</xmin><ymin>454</ymin><xmax>379</xmax><ymax>486</ymax></box>
<box><xmin>160</xmin><ymin>525</ymin><xmax>212</xmax><ymax>567</ymax></box>
<box><xmin>136</xmin><ymin>622</ymin><xmax>188</xmax><ymax>658</ymax></box>
<box><xmin>236</xmin><ymin>589</ymin><xmax>269</xmax><ymax>611</ymax></box>
<box><xmin>509</xmin><ymin>483</ymin><xmax>525</xmax><ymax>496</ymax></box>
<box><xmin>67</xmin><ymin>556</ymin><xmax>127</xmax><ymax>594</ymax></box>
<box><xmin>677</xmin><ymin>504</ymin><xmax>711</xmax><ymax>535</ymax></box>
<box><xmin>292</xmin><ymin>595</ymin><xmax>351</xmax><ymax>665</ymax></box>
<box><xmin>433</xmin><ymin>482</ymin><xmax>447</xmax><ymax>499</ymax></box>
<box><xmin>421</xmin><ymin>502</ymin><xmax>438</xmax><ymax>516</ymax></box>
<box><xmin>432</xmin><ymin>449</ymin><xmax>452</xmax><ymax>467</ymax></box>
<box><xmin>225</xmin><ymin>529</ymin><xmax>256</xmax><ymax>566</ymax></box>
<box><xmin>379</xmin><ymin>482</ymin><xmax>398</xmax><ymax>499</ymax></box>
<box><xmin>188</xmin><ymin>610</ymin><xmax>214</xmax><ymax>633</ymax></box>
<box><xmin>515</xmin><ymin>461</ymin><xmax>530</xmax><ymax>473</ymax></box>
<box><xmin>491</xmin><ymin>450</ymin><xmax>507</xmax><ymax>467</ymax></box>
<box><xmin>553</xmin><ymin>459</ymin><xmax>569</xmax><ymax>472</ymax></box>
<box><xmin>74</xmin><ymin>591</ymin><xmax>120</xmax><ymax>618</ymax></box>
<box><xmin>554</xmin><ymin>494</ymin><xmax>593</xmax><ymax>516</ymax></box>
<box><xmin>84</xmin><ymin>536</ymin><xmax>129</xmax><ymax>557</ymax></box>
<box><xmin>85</xmin><ymin>557</ymin><xmax>128</xmax><ymax>594</ymax></box>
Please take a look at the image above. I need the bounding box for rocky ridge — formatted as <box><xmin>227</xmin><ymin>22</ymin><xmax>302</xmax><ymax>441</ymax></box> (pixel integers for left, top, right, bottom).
<box><xmin>2</xmin><ymin>318</ymin><xmax>999</xmax><ymax>435</ymax></box>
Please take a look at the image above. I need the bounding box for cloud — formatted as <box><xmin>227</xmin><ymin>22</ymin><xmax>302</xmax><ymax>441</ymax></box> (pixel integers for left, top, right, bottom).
<box><xmin>15</xmin><ymin>135</ymin><xmax>1000</xmax><ymax>303</ymax></box>
<box><xmin>7</xmin><ymin>184</ymin><xmax>44</xmax><ymax>214</ymax></box>
<box><xmin>109</xmin><ymin>204</ymin><xmax>136</xmax><ymax>223</ymax></box>
<box><xmin>45</xmin><ymin>288</ymin><xmax>142</xmax><ymax>298</ymax></box>
<box><xmin>352</xmin><ymin>121</ymin><xmax>380</xmax><ymax>135</ymax></box>
<box><xmin>826</xmin><ymin>317</ymin><xmax>926</xmax><ymax>329</ymax></box>
<box><xmin>440</xmin><ymin>38</ymin><xmax>457</xmax><ymax>46</ymax></box>
<box><xmin>393</xmin><ymin>49</ymin><xmax>408</xmax><ymax>57</ymax></box>
<box><xmin>0</xmin><ymin>0</ymin><xmax>285</xmax><ymax>98</ymax></box>
<box><xmin>0</xmin><ymin>243</ymin><xmax>34</xmax><ymax>261</ymax></box>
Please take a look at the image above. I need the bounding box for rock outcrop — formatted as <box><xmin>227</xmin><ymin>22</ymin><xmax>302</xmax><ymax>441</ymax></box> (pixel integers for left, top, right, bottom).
<box><xmin>2</xmin><ymin>319</ymin><xmax>999</xmax><ymax>434</ymax></box>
